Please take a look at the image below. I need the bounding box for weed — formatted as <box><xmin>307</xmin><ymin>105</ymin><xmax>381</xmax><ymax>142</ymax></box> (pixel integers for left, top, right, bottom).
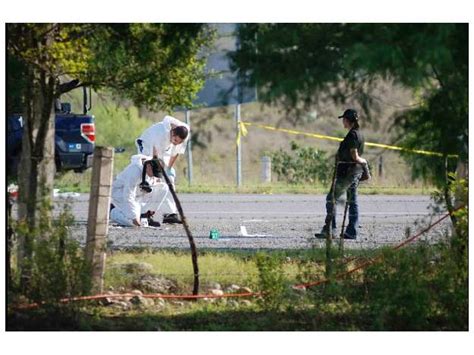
<box><xmin>8</xmin><ymin>197</ymin><xmax>92</xmax><ymax>328</ymax></box>
<box><xmin>255</xmin><ymin>253</ymin><xmax>293</xmax><ymax>311</ymax></box>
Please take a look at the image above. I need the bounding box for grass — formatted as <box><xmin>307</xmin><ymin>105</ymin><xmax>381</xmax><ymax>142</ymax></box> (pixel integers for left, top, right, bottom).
<box><xmin>7</xmin><ymin>301</ymin><xmax>365</xmax><ymax>331</ymax></box>
<box><xmin>54</xmin><ymin>171</ymin><xmax>436</xmax><ymax>196</ymax></box>
<box><xmin>105</xmin><ymin>250</ymin><xmax>261</xmax><ymax>292</ymax></box>
<box><xmin>7</xmin><ymin>242</ymin><xmax>467</xmax><ymax>331</ymax></box>
<box><xmin>104</xmin><ymin>249</ymin><xmax>312</xmax><ymax>293</ymax></box>
<box><xmin>176</xmin><ymin>182</ymin><xmax>435</xmax><ymax>195</ymax></box>
<box><xmin>102</xmin><ymin>248</ymin><xmax>381</xmax><ymax>295</ymax></box>
<box><xmin>54</xmin><ymin>151</ymin><xmax>130</xmax><ymax>193</ymax></box>
<box><xmin>54</xmin><ymin>170</ymin><xmax>92</xmax><ymax>193</ymax></box>
<box><xmin>6</xmin><ymin>248</ymin><xmax>365</xmax><ymax>330</ymax></box>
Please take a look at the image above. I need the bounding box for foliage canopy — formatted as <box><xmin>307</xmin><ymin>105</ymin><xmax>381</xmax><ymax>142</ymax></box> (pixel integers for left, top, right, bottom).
<box><xmin>232</xmin><ymin>24</ymin><xmax>468</xmax><ymax>185</ymax></box>
<box><xmin>7</xmin><ymin>23</ymin><xmax>214</xmax><ymax>112</ymax></box>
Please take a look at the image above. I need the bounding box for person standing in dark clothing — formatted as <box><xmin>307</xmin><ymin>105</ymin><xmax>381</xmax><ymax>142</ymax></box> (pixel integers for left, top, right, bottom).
<box><xmin>316</xmin><ymin>109</ymin><xmax>367</xmax><ymax>240</ymax></box>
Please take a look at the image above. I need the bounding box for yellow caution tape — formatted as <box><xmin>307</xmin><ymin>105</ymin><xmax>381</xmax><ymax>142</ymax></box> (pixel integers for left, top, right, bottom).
<box><xmin>236</xmin><ymin>121</ymin><xmax>248</xmax><ymax>147</ymax></box>
<box><xmin>242</xmin><ymin>121</ymin><xmax>458</xmax><ymax>158</ymax></box>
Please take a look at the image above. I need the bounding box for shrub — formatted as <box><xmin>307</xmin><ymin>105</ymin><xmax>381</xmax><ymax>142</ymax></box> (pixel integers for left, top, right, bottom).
<box><xmin>9</xmin><ymin>198</ymin><xmax>92</xmax><ymax>307</ymax></box>
<box><xmin>361</xmin><ymin>246</ymin><xmax>435</xmax><ymax>330</ymax></box>
<box><xmin>360</xmin><ymin>237</ymin><xmax>467</xmax><ymax>330</ymax></box>
<box><xmin>270</xmin><ymin>141</ymin><xmax>330</xmax><ymax>185</ymax></box>
<box><xmin>255</xmin><ymin>253</ymin><xmax>291</xmax><ymax>311</ymax></box>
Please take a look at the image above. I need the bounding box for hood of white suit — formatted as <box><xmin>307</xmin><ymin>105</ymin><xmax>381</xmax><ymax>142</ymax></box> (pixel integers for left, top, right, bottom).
<box><xmin>130</xmin><ymin>154</ymin><xmax>152</xmax><ymax>169</ymax></box>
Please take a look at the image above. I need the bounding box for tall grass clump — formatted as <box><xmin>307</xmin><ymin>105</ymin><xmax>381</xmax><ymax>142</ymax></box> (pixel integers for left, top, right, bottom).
<box><xmin>255</xmin><ymin>253</ymin><xmax>292</xmax><ymax>311</ymax></box>
<box><xmin>8</xmin><ymin>194</ymin><xmax>92</xmax><ymax>330</ymax></box>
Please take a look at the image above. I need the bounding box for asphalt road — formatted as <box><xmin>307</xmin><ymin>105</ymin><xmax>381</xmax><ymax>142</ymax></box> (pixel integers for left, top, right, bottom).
<box><xmin>49</xmin><ymin>193</ymin><xmax>452</xmax><ymax>250</ymax></box>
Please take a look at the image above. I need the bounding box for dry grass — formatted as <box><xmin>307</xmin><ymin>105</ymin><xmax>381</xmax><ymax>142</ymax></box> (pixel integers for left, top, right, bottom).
<box><xmin>104</xmin><ymin>250</ymin><xmax>305</xmax><ymax>293</ymax></box>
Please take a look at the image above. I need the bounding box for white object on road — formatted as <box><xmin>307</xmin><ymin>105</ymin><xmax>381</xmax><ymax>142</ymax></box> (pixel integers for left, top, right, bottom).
<box><xmin>53</xmin><ymin>189</ymin><xmax>81</xmax><ymax>198</ymax></box>
<box><xmin>240</xmin><ymin>225</ymin><xmax>272</xmax><ymax>237</ymax></box>
<box><xmin>140</xmin><ymin>218</ymin><xmax>149</xmax><ymax>227</ymax></box>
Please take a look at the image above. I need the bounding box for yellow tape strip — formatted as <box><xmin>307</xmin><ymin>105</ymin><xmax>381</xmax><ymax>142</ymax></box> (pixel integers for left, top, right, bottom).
<box><xmin>242</xmin><ymin>121</ymin><xmax>458</xmax><ymax>158</ymax></box>
<box><xmin>243</xmin><ymin>122</ymin><xmax>343</xmax><ymax>143</ymax></box>
<box><xmin>236</xmin><ymin>121</ymin><xmax>248</xmax><ymax>147</ymax></box>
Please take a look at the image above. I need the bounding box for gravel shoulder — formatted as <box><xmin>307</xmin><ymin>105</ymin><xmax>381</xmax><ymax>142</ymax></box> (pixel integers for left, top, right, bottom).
<box><xmin>43</xmin><ymin>193</ymin><xmax>453</xmax><ymax>251</ymax></box>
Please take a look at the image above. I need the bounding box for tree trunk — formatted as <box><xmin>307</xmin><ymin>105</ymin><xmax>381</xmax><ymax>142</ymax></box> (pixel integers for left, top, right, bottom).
<box><xmin>160</xmin><ymin>167</ymin><xmax>200</xmax><ymax>295</ymax></box>
<box><xmin>7</xmin><ymin>191</ymin><xmax>13</xmax><ymax>293</ymax></box>
<box><xmin>443</xmin><ymin>157</ymin><xmax>468</xmax><ymax>240</ymax></box>
<box><xmin>16</xmin><ymin>65</ymin><xmax>56</xmax><ymax>291</ymax></box>
<box><xmin>455</xmin><ymin>159</ymin><xmax>468</xmax><ymax>209</ymax></box>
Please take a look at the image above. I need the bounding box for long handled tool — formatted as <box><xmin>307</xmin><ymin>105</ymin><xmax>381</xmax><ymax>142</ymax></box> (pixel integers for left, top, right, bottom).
<box><xmin>339</xmin><ymin>200</ymin><xmax>349</xmax><ymax>253</ymax></box>
<box><xmin>325</xmin><ymin>159</ymin><xmax>339</xmax><ymax>278</ymax></box>
<box><xmin>158</xmin><ymin>162</ymin><xmax>199</xmax><ymax>295</ymax></box>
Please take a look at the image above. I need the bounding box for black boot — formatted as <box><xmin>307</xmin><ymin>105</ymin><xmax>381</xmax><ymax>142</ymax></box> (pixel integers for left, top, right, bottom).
<box><xmin>140</xmin><ymin>210</ymin><xmax>161</xmax><ymax>227</ymax></box>
<box><xmin>162</xmin><ymin>213</ymin><xmax>182</xmax><ymax>224</ymax></box>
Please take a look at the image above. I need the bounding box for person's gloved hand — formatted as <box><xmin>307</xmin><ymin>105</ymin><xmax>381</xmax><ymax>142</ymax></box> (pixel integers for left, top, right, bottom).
<box><xmin>165</xmin><ymin>167</ymin><xmax>176</xmax><ymax>179</ymax></box>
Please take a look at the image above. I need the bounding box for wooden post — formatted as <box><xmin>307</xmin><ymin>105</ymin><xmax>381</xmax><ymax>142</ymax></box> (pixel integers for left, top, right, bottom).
<box><xmin>261</xmin><ymin>156</ymin><xmax>272</xmax><ymax>183</ymax></box>
<box><xmin>378</xmin><ymin>155</ymin><xmax>383</xmax><ymax>178</ymax></box>
<box><xmin>85</xmin><ymin>146</ymin><xmax>114</xmax><ymax>294</ymax></box>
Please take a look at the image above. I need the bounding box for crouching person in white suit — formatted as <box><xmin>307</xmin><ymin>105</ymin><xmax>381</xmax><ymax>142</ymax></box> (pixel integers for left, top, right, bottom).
<box><xmin>110</xmin><ymin>154</ymin><xmax>173</xmax><ymax>227</ymax></box>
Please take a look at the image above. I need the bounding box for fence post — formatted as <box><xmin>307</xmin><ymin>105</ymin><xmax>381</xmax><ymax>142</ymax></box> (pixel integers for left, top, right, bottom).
<box><xmin>235</xmin><ymin>104</ymin><xmax>242</xmax><ymax>187</ymax></box>
<box><xmin>85</xmin><ymin>146</ymin><xmax>114</xmax><ymax>294</ymax></box>
<box><xmin>378</xmin><ymin>155</ymin><xmax>384</xmax><ymax>178</ymax></box>
<box><xmin>261</xmin><ymin>156</ymin><xmax>272</xmax><ymax>183</ymax></box>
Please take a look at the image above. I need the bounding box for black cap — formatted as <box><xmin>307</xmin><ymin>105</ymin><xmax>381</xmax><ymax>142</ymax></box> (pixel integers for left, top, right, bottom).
<box><xmin>338</xmin><ymin>109</ymin><xmax>359</xmax><ymax>122</ymax></box>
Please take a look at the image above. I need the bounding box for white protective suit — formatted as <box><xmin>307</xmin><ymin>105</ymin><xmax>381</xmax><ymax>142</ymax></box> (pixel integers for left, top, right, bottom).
<box><xmin>135</xmin><ymin>115</ymin><xmax>189</xmax><ymax>214</ymax></box>
<box><xmin>110</xmin><ymin>154</ymin><xmax>175</xmax><ymax>226</ymax></box>
<box><xmin>136</xmin><ymin>115</ymin><xmax>189</xmax><ymax>168</ymax></box>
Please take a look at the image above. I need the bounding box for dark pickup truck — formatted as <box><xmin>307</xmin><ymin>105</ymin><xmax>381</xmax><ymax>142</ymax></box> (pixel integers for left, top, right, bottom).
<box><xmin>7</xmin><ymin>98</ymin><xmax>95</xmax><ymax>177</ymax></box>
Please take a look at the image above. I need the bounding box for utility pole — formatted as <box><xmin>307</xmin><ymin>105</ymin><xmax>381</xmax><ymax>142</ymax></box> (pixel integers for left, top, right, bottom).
<box><xmin>235</xmin><ymin>104</ymin><xmax>242</xmax><ymax>187</ymax></box>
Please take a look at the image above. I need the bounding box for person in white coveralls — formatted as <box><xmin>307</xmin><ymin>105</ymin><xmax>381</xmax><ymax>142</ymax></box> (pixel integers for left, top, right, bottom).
<box><xmin>135</xmin><ymin>115</ymin><xmax>189</xmax><ymax>224</ymax></box>
<box><xmin>110</xmin><ymin>155</ymin><xmax>169</xmax><ymax>227</ymax></box>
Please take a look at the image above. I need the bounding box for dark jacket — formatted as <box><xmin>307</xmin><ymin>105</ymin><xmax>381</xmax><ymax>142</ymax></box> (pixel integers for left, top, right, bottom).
<box><xmin>336</xmin><ymin>128</ymin><xmax>365</xmax><ymax>177</ymax></box>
